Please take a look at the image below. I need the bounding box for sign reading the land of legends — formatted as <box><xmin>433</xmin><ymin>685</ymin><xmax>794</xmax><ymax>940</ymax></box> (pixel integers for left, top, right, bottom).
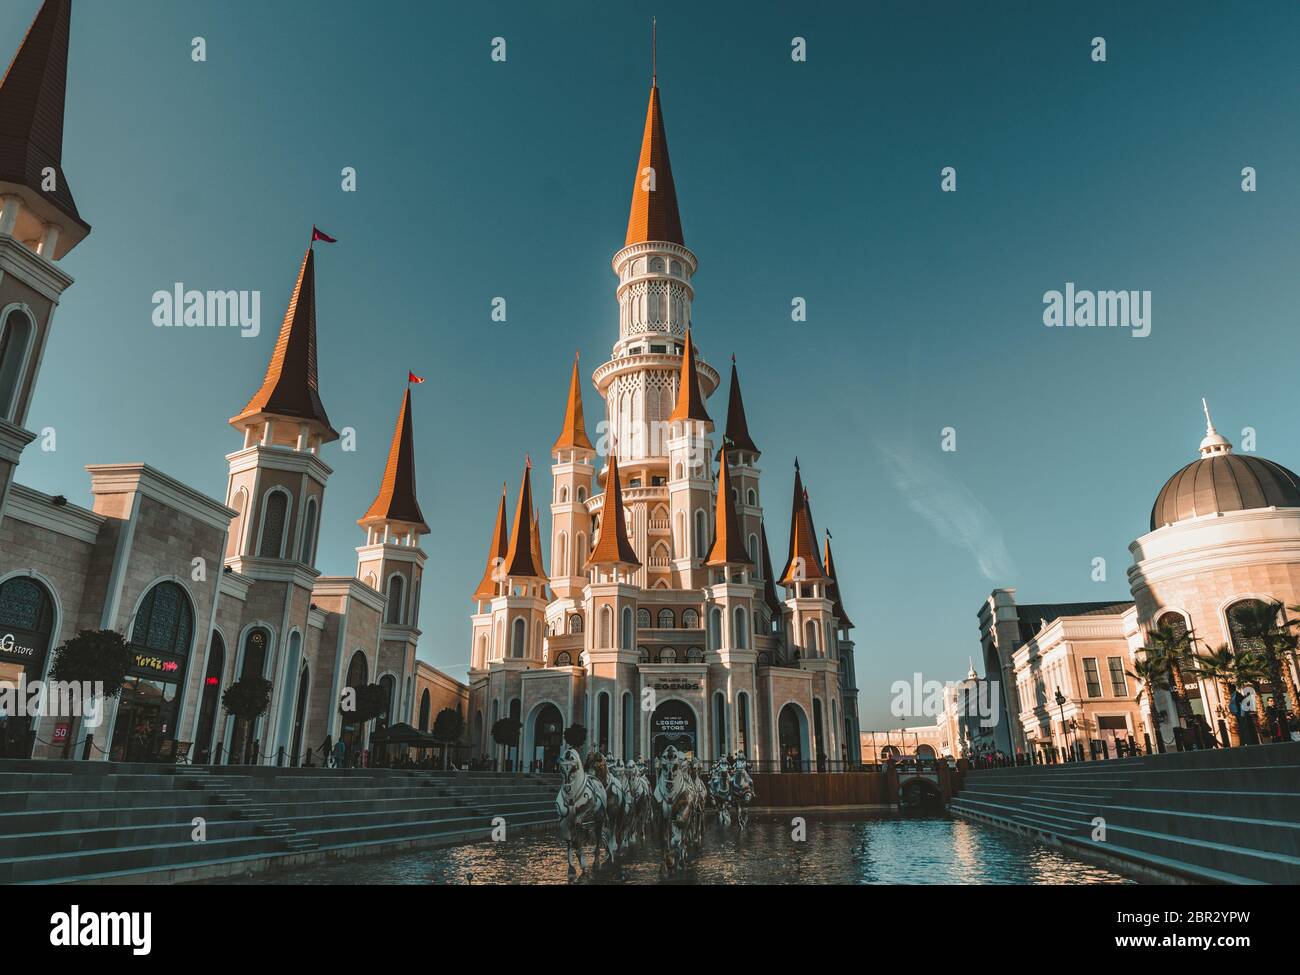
<box><xmin>651</xmin><ymin>700</ymin><xmax>697</xmax><ymax>758</ymax></box>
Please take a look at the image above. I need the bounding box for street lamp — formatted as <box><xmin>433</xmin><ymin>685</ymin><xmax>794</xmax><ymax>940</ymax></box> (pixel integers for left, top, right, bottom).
<box><xmin>1054</xmin><ymin>687</ymin><xmax>1070</xmax><ymax>762</ymax></box>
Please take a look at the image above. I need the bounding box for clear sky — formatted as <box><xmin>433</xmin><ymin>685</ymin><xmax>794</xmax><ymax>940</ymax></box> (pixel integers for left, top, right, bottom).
<box><xmin>9</xmin><ymin>0</ymin><xmax>1300</xmax><ymax>730</ymax></box>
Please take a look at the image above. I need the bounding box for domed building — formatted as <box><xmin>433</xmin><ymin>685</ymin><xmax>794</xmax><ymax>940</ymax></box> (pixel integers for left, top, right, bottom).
<box><xmin>1128</xmin><ymin>402</ymin><xmax>1300</xmax><ymax>745</ymax></box>
<box><xmin>979</xmin><ymin>403</ymin><xmax>1300</xmax><ymax>759</ymax></box>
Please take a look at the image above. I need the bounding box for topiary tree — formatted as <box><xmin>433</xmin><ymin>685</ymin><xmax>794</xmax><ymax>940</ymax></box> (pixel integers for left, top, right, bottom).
<box><xmin>563</xmin><ymin>723</ymin><xmax>588</xmax><ymax>750</ymax></box>
<box><xmin>432</xmin><ymin>708</ymin><xmax>466</xmax><ymax>770</ymax></box>
<box><xmin>491</xmin><ymin>716</ymin><xmax>522</xmax><ymax>770</ymax></box>
<box><xmin>222</xmin><ymin>676</ymin><xmax>272</xmax><ymax>764</ymax></box>
<box><xmin>46</xmin><ymin>629</ymin><xmax>134</xmax><ymax>757</ymax></box>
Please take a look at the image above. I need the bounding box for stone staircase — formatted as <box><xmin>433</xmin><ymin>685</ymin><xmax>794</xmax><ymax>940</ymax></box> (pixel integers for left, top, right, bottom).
<box><xmin>0</xmin><ymin>760</ymin><xmax>559</xmax><ymax>884</ymax></box>
<box><xmin>950</xmin><ymin>741</ymin><xmax>1300</xmax><ymax>884</ymax></box>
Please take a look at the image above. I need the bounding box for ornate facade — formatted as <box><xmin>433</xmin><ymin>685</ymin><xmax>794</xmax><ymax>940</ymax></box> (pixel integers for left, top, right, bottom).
<box><xmin>467</xmin><ymin>75</ymin><xmax>861</xmax><ymax>771</ymax></box>
<box><xmin>0</xmin><ymin>0</ymin><xmax>465</xmax><ymax>766</ymax></box>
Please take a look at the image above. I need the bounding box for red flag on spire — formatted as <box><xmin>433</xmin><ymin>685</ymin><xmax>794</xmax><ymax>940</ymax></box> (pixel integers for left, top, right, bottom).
<box><xmin>408</xmin><ymin>371</ymin><xmax>425</xmax><ymax>385</ymax></box>
<box><xmin>311</xmin><ymin>226</ymin><xmax>337</xmax><ymax>243</ymax></box>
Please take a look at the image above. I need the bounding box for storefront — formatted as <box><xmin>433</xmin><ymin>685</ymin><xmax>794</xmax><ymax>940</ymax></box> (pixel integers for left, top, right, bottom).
<box><xmin>0</xmin><ymin>576</ymin><xmax>56</xmax><ymax>759</ymax></box>
<box><xmin>650</xmin><ymin>699</ymin><xmax>697</xmax><ymax>758</ymax></box>
<box><xmin>108</xmin><ymin>581</ymin><xmax>194</xmax><ymax>763</ymax></box>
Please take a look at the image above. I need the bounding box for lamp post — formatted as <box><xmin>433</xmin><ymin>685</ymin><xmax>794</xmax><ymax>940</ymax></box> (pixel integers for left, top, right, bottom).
<box><xmin>1054</xmin><ymin>687</ymin><xmax>1071</xmax><ymax>762</ymax></box>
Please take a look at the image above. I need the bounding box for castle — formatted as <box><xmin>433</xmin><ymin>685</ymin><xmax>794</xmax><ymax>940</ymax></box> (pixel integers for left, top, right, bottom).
<box><xmin>466</xmin><ymin>68</ymin><xmax>861</xmax><ymax>771</ymax></box>
<box><xmin>0</xmin><ymin>0</ymin><xmax>464</xmax><ymax>765</ymax></box>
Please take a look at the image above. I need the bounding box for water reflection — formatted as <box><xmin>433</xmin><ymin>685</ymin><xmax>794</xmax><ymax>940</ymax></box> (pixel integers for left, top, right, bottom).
<box><xmin>231</xmin><ymin>812</ymin><xmax>1132</xmax><ymax>886</ymax></box>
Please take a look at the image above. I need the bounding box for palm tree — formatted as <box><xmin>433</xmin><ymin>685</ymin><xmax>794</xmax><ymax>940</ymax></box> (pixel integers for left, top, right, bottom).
<box><xmin>1125</xmin><ymin>654</ymin><xmax>1172</xmax><ymax>753</ymax></box>
<box><xmin>1192</xmin><ymin>645</ymin><xmax>1270</xmax><ymax>745</ymax></box>
<box><xmin>1234</xmin><ymin>601</ymin><xmax>1299</xmax><ymax>736</ymax></box>
<box><xmin>1142</xmin><ymin>622</ymin><xmax>1198</xmax><ymax>747</ymax></box>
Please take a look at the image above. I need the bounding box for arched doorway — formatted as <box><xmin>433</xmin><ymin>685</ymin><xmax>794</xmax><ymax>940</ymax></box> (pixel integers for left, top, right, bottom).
<box><xmin>650</xmin><ymin>699</ymin><xmax>697</xmax><ymax>759</ymax></box>
<box><xmin>114</xmin><ymin>581</ymin><xmax>195</xmax><ymax>762</ymax></box>
<box><xmin>289</xmin><ymin>666</ymin><xmax>310</xmax><ymax>766</ymax></box>
<box><xmin>529</xmin><ymin>703</ymin><xmax>564</xmax><ymax>771</ymax></box>
<box><xmin>228</xmin><ymin>626</ymin><xmax>269</xmax><ymax>764</ymax></box>
<box><xmin>193</xmin><ymin>631</ymin><xmax>225</xmax><ymax>764</ymax></box>
<box><xmin>339</xmin><ymin>651</ymin><xmax>368</xmax><ymax>764</ymax></box>
<box><xmin>0</xmin><ymin>575</ymin><xmax>56</xmax><ymax>758</ymax></box>
<box><xmin>778</xmin><ymin>703</ymin><xmax>809</xmax><ymax>772</ymax></box>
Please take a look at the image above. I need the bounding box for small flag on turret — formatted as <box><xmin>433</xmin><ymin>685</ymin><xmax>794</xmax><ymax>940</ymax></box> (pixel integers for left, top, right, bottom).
<box><xmin>311</xmin><ymin>226</ymin><xmax>337</xmax><ymax>243</ymax></box>
<box><xmin>408</xmin><ymin>371</ymin><xmax>425</xmax><ymax>384</ymax></box>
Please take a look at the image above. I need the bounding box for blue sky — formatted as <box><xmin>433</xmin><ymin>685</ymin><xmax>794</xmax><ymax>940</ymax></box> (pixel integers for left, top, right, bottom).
<box><xmin>9</xmin><ymin>0</ymin><xmax>1300</xmax><ymax>729</ymax></box>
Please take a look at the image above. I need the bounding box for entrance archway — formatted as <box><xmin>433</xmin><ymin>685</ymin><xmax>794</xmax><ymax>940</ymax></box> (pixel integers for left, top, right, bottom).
<box><xmin>0</xmin><ymin>575</ymin><xmax>56</xmax><ymax>758</ymax></box>
<box><xmin>778</xmin><ymin>703</ymin><xmax>809</xmax><ymax>772</ymax></box>
<box><xmin>528</xmin><ymin>703</ymin><xmax>564</xmax><ymax>772</ymax></box>
<box><xmin>650</xmin><ymin>699</ymin><xmax>697</xmax><ymax>759</ymax></box>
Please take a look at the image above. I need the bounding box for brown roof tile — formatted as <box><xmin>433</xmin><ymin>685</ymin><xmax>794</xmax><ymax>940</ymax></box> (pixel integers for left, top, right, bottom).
<box><xmin>625</xmin><ymin>84</ymin><xmax>683</xmax><ymax>247</ymax></box>
<box><xmin>707</xmin><ymin>444</ymin><xmax>752</xmax><ymax>567</ymax></box>
<box><xmin>586</xmin><ymin>452</ymin><xmax>641</xmax><ymax>569</ymax></box>
<box><xmin>503</xmin><ymin>460</ymin><xmax>543</xmax><ymax>579</ymax></box>
<box><xmin>552</xmin><ymin>353</ymin><xmax>593</xmax><ymax>453</ymax></box>
<box><xmin>779</xmin><ymin>462</ymin><xmax>825</xmax><ymax>585</ymax></box>
<box><xmin>359</xmin><ymin>387</ymin><xmax>428</xmax><ymax>533</ymax></box>
<box><xmin>472</xmin><ymin>484</ymin><xmax>509</xmax><ymax>600</ymax></box>
<box><xmin>668</xmin><ymin>327</ymin><xmax>710</xmax><ymax>424</ymax></box>
<box><xmin>231</xmin><ymin>244</ymin><xmax>337</xmax><ymax>440</ymax></box>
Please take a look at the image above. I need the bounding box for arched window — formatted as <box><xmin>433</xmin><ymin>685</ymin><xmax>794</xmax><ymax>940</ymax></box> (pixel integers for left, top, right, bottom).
<box><xmin>747</xmin><ymin>533</ymin><xmax>758</xmax><ymax>566</ymax></box>
<box><xmin>418</xmin><ymin>689</ymin><xmax>432</xmax><ymax>731</ymax></box>
<box><xmin>559</xmin><ymin>486</ymin><xmax>569</xmax><ymax>503</ymax></box>
<box><xmin>240</xmin><ymin>627</ymin><xmax>270</xmax><ymax>679</ymax></box>
<box><xmin>568</xmin><ymin>614</ymin><xmax>583</xmax><ymax>634</ymax></box>
<box><xmin>0</xmin><ymin>575</ymin><xmax>54</xmax><ymax>634</ymax></box>
<box><xmin>682</xmin><ymin>608</ymin><xmax>700</xmax><ymax>629</ymax></box>
<box><xmin>299</xmin><ymin>497</ymin><xmax>318</xmax><ymax>565</ymax></box>
<box><xmin>805</xmin><ymin>618</ymin><xmax>820</xmax><ymax>656</ymax></box>
<box><xmin>0</xmin><ymin>308</ymin><xmax>34</xmax><ymax>422</ymax></box>
<box><xmin>385</xmin><ymin>574</ymin><xmax>405</xmax><ymax>625</ymax></box>
<box><xmin>133</xmin><ymin>582</ymin><xmax>194</xmax><ymax>657</ymax></box>
<box><xmin>194</xmin><ymin>630</ymin><xmax>226</xmax><ymax>764</ymax></box>
<box><xmin>637</xmin><ymin>607</ymin><xmax>651</xmax><ymax>628</ymax></box>
<box><xmin>379</xmin><ymin>674</ymin><xmax>396</xmax><ymax>728</ymax></box>
<box><xmin>1226</xmin><ymin>599</ymin><xmax>1273</xmax><ymax>656</ymax></box>
<box><xmin>557</xmin><ymin>532</ymin><xmax>568</xmax><ymax>576</ymax></box>
<box><xmin>577</xmin><ymin>486</ymin><xmax>587</xmax><ymax>503</ymax></box>
<box><xmin>621</xmin><ymin>606</ymin><xmax>634</xmax><ymax>650</ymax></box>
<box><xmin>637</xmin><ymin>646</ymin><xmax>650</xmax><ymax>663</ymax></box>
<box><xmin>511</xmin><ymin>616</ymin><xmax>527</xmax><ymax>657</ymax></box>
<box><xmin>658</xmin><ymin>647</ymin><xmax>677</xmax><ymax>664</ymax></box>
<box><xmin>658</xmin><ymin>608</ymin><xmax>675</xmax><ymax>628</ymax></box>
<box><xmin>734</xmin><ymin>607</ymin><xmax>748</xmax><ymax>650</ymax></box>
<box><xmin>747</xmin><ymin>488</ymin><xmax>756</xmax><ymax>506</ymax></box>
<box><xmin>709</xmin><ymin>607</ymin><xmax>723</xmax><ymax>650</ymax></box>
<box><xmin>227</xmin><ymin>488</ymin><xmax>248</xmax><ymax>559</ymax></box>
<box><xmin>258</xmin><ymin>490</ymin><xmax>290</xmax><ymax>558</ymax></box>
<box><xmin>686</xmin><ymin>646</ymin><xmax>704</xmax><ymax>663</ymax></box>
<box><xmin>600</xmin><ymin>606</ymin><xmax>613</xmax><ymax>647</ymax></box>
<box><xmin>693</xmin><ymin>509</ymin><xmax>706</xmax><ymax>556</ymax></box>
<box><xmin>553</xmin><ymin>651</ymin><xmax>572</xmax><ymax>667</ymax></box>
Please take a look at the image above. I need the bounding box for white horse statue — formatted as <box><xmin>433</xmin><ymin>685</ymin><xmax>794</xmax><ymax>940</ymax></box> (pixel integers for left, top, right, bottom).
<box><xmin>730</xmin><ymin>750</ymin><xmax>755</xmax><ymax>829</ymax></box>
<box><xmin>708</xmin><ymin>757</ymin><xmax>733</xmax><ymax>828</ymax></box>
<box><xmin>556</xmin><ymin>746</ymin><xmax>606</xmax><ymax>878</ymax></box>
<box><xmin>653</xmin><ymin>746</ymin><xmax>697</xmax><ymax>872</ymax></box>
<box><xmin>588</xmin><ymin>751</ymin><xmax>629</xmax><ymax>874</ymax></box>
<box><xmin>627</xmin><ymin>757</ymin><xmax>654</xmax><ymax>844</ymax></box>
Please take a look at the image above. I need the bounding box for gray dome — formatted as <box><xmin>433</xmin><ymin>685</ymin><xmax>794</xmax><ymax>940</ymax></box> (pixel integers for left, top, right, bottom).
<box><xmin>1150</xmin><ymin>453</ymin><xmax>1300</xmax><ymax>530</ymax></box>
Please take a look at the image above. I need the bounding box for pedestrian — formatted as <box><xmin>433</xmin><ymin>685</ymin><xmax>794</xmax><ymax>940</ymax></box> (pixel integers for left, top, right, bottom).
<box><xmin>333</xmin><ymin>737</ymin><xmax>347</xmax><ymax>769</ymax></box>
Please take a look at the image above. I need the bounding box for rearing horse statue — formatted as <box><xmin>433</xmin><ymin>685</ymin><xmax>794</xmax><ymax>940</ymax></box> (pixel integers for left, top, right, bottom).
<box><xmin>556</xmin><ymin>746</ymin><xmax>606</xmax><ymax>878</ymax></box>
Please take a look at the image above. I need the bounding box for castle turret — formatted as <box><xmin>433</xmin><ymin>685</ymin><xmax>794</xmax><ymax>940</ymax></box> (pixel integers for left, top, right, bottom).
<box><xmin>666</xmin><ymin>327</ymin><xmax>714</xmax><ymax>589</ymax></box>
<box><xmin>550</xmin><ymin>354</ymin><xmax>595</xmax><ymax>599</ymax></box>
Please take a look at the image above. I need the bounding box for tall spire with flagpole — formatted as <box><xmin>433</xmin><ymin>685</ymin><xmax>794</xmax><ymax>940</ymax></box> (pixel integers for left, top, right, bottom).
<box><xmin>625</xmin><ymin>19</ymin><xmax>683</xmax><ymax>247</ymax></box>
<box><xmin>359</xmin><ymin>385</ymin><xmax>428</xmax><ymax>534</ymax></box>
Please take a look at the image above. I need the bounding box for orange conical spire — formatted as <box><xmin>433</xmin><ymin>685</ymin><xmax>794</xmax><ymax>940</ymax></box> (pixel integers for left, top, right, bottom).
<box><xmin>587</xmin><ymin>452</ymin><xmax>641</xmax><ymax>568</ymax></box>
<box><xmin>552</xmin><ymin>353</ymin><xmax>593</xmax><ymax>453</ymax></box>
<box><xmin>503</xmin><ymin>459</ymin><xmax>543</xmax><ymax>578</ymax></box>
<box><xmin>0</xmin><ymin>0</ymin><xmax>88</xmax><ymax>239</ymax></box>
<box><xmin>669</xmin><ymin>327</ymin><xmax>710</xmax><ymax>424</ymax></box>
<box><xmin>780</xmin><ymin>461</ymin><xmax>824</xmax><ymax>585</ymax></box>
<box><xmin>760</xmin><ymin>522</ymin><xmax>783</xmax><ymax>615</ymax></box>
<box><xmin>722</xmin><ymin>357</ymin><xmax>759</xmax><ymax>455</ymax></box>
<box><xmin>530</xmin><ymin>507</ymin><xmax>549</xmax><ymax>584</ymax></box>
<box><xmin>232</xmin><ymin>244</ymin><xmax>337</xmax><ymax>441</ymax></box>
<box><xmin>823</xmin><ymin>532</ymin><xmax>854</xmax><ymax>628</ymax></box>
<box><xmin>624</xmin><ymin>78</ymin><xmax>683</xmax><ymax>246</ymax></box>
<box><xmin>359</xmin><ymin>387</ymin><xmax>428</xmax><ymax>533</ymax></box>
<box><xmin>473</xmin><ymin>484</ymin><xmax>509</xmax><ymax>600</ymax></box>
<box><xmin>707</xmin><ymin>444</ymin><xmax>752</xmax><ymax>567</ymax></box>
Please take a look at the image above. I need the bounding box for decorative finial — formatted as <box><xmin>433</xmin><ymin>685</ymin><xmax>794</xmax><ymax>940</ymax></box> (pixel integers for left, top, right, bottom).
<box><xmin>652</xmin><ymin>17</ymin><xmax>657</xmax><ymax>86</ymax></box>
<box><xmin>1197</xmin><ymin>398</ymin><xmax>1233</xmax><ymax>456</ymax></box>
<box><xmin>1202</xmin><ymin>396</ymin><xmax>1215</xmax><ymax>435</ymax></box>
<box><xmin>525</xmin><ymin>454</ymin><xmax>532</xmax><ymax>469</ymax></box>
<box><xmin>794</xmin><ymin>457</ymin><xmax>800</xmax><ymax>471</ymax></box>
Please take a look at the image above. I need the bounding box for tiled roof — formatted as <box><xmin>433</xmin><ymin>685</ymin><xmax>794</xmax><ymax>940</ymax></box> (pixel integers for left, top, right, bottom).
<box><xmin>707</xmin><ymin>444</ymin><xmax>752</xmax><ymax>567</ymax></box>
<box><xmin>1014</xmin><ymin>601</ymin><xmax>1135</xmax><ymax>643</ymax></box>
<box><xmin>502</xmin><ymin>460</ymin><xmax>543</xmax><ymax>579</ymax></box>
<box><xmin>823</xmin><ymin>534</ymin><xmax>854</xmax><ymax>628</ymax></box>
<box><xmin>586</xmin><ymin>451</ymin><xmax>640</xmax><ymax>569</ymax></box>
<box><xmin>720</xmin><ymin>358</ymin><xmax>759</xmax><ymax>455</ymax></box>
<box><xmin>359</xmin><ymin>387</ymin><xmax>427</xmax><ymax>533</ymax></box>
<box><xmin>231</xmin><ymin>245</ymin><xmax>336</xmax><ymax>439</ymax></box>
<box><xmin>0</xmin><ymin>0</ymin><xmax>88</xmax><ymax>232</ymax></box>
<box><xmin>472</xmin><ymin>484</ymin><xmax>509</xmax><ymax>600</ymax></box>
<box><xmin>668</xmin><ymin>327</ymin><xmax>710</xmax><ymax>424</ymax></box>
<box><xmin>779</xmin><ymin>463</ymin><xmax>824</xmax><ymax>585</ymax></box>
<box><xmin>552</xmin><ymin>353</ymin><xmax>593</xmax><ymax>452</ymax></box>
<box><xmin>624</xmin><ymin>84</ymin><xmax>683</xmax><ymax>246</ymax></box>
